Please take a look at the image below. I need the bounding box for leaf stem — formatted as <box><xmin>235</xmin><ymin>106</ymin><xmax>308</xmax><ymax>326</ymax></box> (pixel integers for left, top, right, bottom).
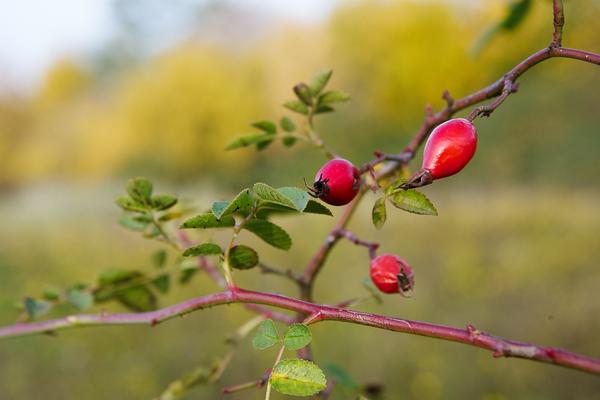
<box><xmin>265</xmin><ymin>345</ymin><xmax>286</xmax><ymax>400</ymax></box>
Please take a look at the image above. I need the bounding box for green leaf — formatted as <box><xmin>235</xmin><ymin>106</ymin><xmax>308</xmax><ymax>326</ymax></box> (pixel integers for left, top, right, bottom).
<box><xmin>251</xmin><ymin>120</ymin><xmax>277</xmax><ymax>134</ymax></box>
<box><xmin>212</xmin><ymin>189</ymin><xmax>253</xmax><ymax>219</ymax></box>
<box><xmin>67</xmin><ymin>289</ymin><xmax>94</xmax><ymax>310</ymax></box>
<box><xmin>179</xmin><ymin>268</ymin><xmax>198</xmax><ymax>285</ymax></box>
<box><xmin>116</xmin><ymin>196</ymin><xmax>147</xmax><ymax>212</ymax></box>
<box><xmin>323</xmin><ymin>364</ymin><xmax>357</xmax><ymax>390</ymax></box>
<box><xmin>42</xmin><ymin>287</ymin><xmax>61</xmax><ymax>302</ymax></box>
<box><xmin>252</xmin><ymin>319</ymin><xmax>280</xmax><ymax>350</ymax></box>
<box><xmin>389</xmin><ymin>189</ymin><xmax>438</xmax><ymax>216</ymax></box>
<box><xmin>180</xmin><ymin>213</ymin><xmax>235</xmax><ymax>229</ymax></box>
<box><xmin>500</xmin><ymin>0</ymin><xmax>532</xmax><ymax>30</ymax></box>
<box><xmin>282</xmin><ymin>135</ymin><xmax>297</xmax><ymax>147</ymax></box>
<box><xmin>315</xmin><ymin>104</ymin><xmax>335</xmax><ymax>114</ymax></box>
<box><xmin>253</xmin><ymin>183</ymin><xmax>298</xmax><ymax>210</ymax></box>
<box><xmin>293</xmin><ymin>83</ymin><xmax>313</xmax><ymax>106</ymax></box>
<box><xmin>94</xmin><ymin>269</ymin><xmax>157</xmax><ymax>311</ymax></box>
<box><xmin>211</xmin><ymin>201</ymin><xmax>229</xmax><ymax>218</ymax></box>
<box><xmin>256</xmin><ymin>138</ymin><xmax>274</xmax><ymax>151</ymax></box>
<box><xmin>151</xmin><ymin>194</ymin><xmax>178</xmax><ymax>211</ymax></box>
<box><xmin>119</xmin><ymin>214</ymin><xmax>151</xmax><ymax>231</ymax></box>
<box><xmin>152</xmin><ymin>249</ymin><xmax>167</xmax><ymax>269</ymax></box>
<box><xmin>183</xmin><ymin>243</ymin><xmax>222</xmax><ymax>257</ymax></box>
<box><xmin>303</xmin><ymin>200</ymin><xmax>333</xmax><ymax>216</ymax></box>
<box><xmin>283</xmin><ymin>100</ymin><xmax>309</xmax><ymax>116</ymax></box>
<box><xmin>270</xmin><ymin>359</ymin><xmax>327</xmax><ymax>397</ymax></box>
<box><xmin>277</xmin><ymin>187</ymin><xmax>309</xmax><ymax>211</ymax></box>
<box><xmin>152</xmin><ymin>274</ymin><xmax>170</xmax><ymax>294</ymax></box>
<box><xmin>97</xmin><ymin>268</ymin><xmax>139</xmax><ymax>287</ymax></box>
<box><xmin>228</xmin><ymin>245</ymin><xmax>259</xmax><ymax>270</ymax></box>
<box><xmin>471</xmin><ymin>0</ymin><xmax>531</xmax><ymax>56</ymax></box>
<box><xmin>309</xmin><ymin>69</ymin><xmax>333</xmax><ymax>95</ymax></box>
<box><xmin>280</xmin><ymin>116</ymin><xmax>296</xmax><ymax>132</ymax></box>
<box><xmin>127</xmin><ymin>177</ymin><xmax>153</xmax><ymax>204</ymax></box>
<box><xmin>372</xmin><ymin>197</ymin><xmax>387</xmax><ymax>229</ymax></box>
<box><xmin>243</xmin><ymin>219</ymin><xmax>292</xmax><ymax>250</ymax></box>
<box><xmin>318</xmin><ymin>90</ymin><xmax>351</xmax><ymax>105</ymax></box>
<box><xmin>116</xmin><ymin>285</ymin><xmax>157</xmax><ymax>312</ymax></box>
<box><xmin>24</xmin><ymin>298</ymin><xmax>52</xmax><ymax>319</ymax></box>
<box><xmin>283</xmin><ymin>324</ymin><xmax>312</xmax><ymax>350</ymax></box>
<box><xmin>226</xmin><ymin>133</ymin><xmax>275</xmax><ymax>150</ymax></box>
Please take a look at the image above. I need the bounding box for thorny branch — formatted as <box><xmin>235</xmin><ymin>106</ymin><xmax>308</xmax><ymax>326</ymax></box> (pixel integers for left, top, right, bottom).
<box><xmin>1</xmin><ymin>287</ymin><xmax>599</xmax><ymax>375</ymax></box>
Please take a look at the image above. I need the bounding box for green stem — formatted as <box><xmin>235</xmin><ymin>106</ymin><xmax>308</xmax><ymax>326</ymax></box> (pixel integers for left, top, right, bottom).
<box><xmin>265</xmin><ymin>345</ymin><xmax>286</xmax><ymax>400</ymax></box>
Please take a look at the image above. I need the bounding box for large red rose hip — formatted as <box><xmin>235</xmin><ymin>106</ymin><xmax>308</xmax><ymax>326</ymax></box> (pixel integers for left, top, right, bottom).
<box><xmin>307</xmin><ymin>158</ymin><xmax>361</xmax><ymax>206</ymax></box>
<box><xmin>370</xmin><ymin>254</ymin><xmax>414</xmax><ymax>295</ymax></box>
<box><xmin>402</xmin><ymin>118</ymin><xmax>477</xmax><ymax>189</ymax></box>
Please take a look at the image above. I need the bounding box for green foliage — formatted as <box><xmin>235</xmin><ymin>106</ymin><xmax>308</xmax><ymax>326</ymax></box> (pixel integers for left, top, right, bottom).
<box><xmin>280</xmin><ymin>117</ymin><xmax>296</xmax><ymax>133</ymax></box>
<box><xmin>319</xmin><ymin>90</ymin><xmax>351</xmax><ymax>105</ymax></box>
<box><xmin>151</xmin><ymin>275</ymin><xmax>171</xmax><ymax>294</ymax></box>
<box><xmin>277</xmin><ymin>187</ymin><xmax>310</xmax><ymax>211</ymax></box>
<box><xmin>151</xmin><ymin>195</ymin><xmax>178</xmax><ymax>211</ymax></box>
<box><xmin>309</xmin><ymin>69</ymin><xmax>333</xmax><ymax>96</ymax></box>
<box><xmin>211</xmin><ymin>189</ymin><xmax>253</xmax><ymax>219</ymax></box>
<box><xmin>253</xmin><ymin>183</ymin><xmax>299</xmax><ymax>210</ymax></box>
<box><xmin>225</xmin><ymin>133</ymin><xmax>274</xmax><ymax>150</ymax></box>
<box><xmin>284</xmin><ymin>100</ymin><xmax>309</xmax><ymax>116</ymax></box>
<box><xmin>116</xmin><ymin>196</ymin><xmax>147</xmax><ymax>213</ymax></box>
<box><xmin>251</xmin><ymin>120</ymin><xmax>277</xmax><ymax>134</ymax></box>
<box><xmin>66</xmin><ymin>289</ymin><xmax>94</xmax><ymax>310</ymax></box>
<box><xmin>152</xmin><ymin>250</ymin><xmax>167</xmax><ymax>269</ymax></box>
<box><xmin>472</xmin><ymin>0</ymin><xmax>532</xmax><ymax>55</ymax></box>
<box><xmin>303</xmin><ymin>200</ymin><xmax>333</xmax><ymax>216</ymax></box>
<box><xmin>243</xmin><ymin>219</ymin><xmax>292</xmax><ymax>250</ymax></box>
<box><xmin>228</xmin><ymin>245</ymin><xmax>259</xmax><ymax>270</ymax></box>
<box><xmin>371</xmin><ymin>197</ymin><xmax>387</xmax><ymax>229</ymax></box>
<box><xmin>252</xmin><ymin>319</ymin><xmax>280</xmax><ymax>350</ymax></box>
<box><xmin>127</xmin><ymin>177</ymin><xmax>153</xmax><ymax>205</ymax></box>
<box><xmin>180</xmin><ymin>213</ymin><xmax>235</xmax><ymax>229</ymax></box>
<box><xmin>42</xmin><ymin>287</ymin><xmax>61</xmax><ymax>302</ymax></box>
<box><xmin>294</xmin><ymin>83</ymin><xmax>314</xmax><ymax>106</ymax></box>
<box><xmin>388</xmin><ymin>189</ymin><xmax>437</xmax><ymax>216</ymax></box>
<box><xmin>323</xmin><ymin>364</ymin><xmax>358</xmax><ymax>391</ymax></box>
<box><xmin>182</xmin><ymin>243</ymin><xmax>222</xmax><ymax>257</ymax></box>
<box><xmin>24</xmin><ymin>298</ymin><xmax>52</xmax><ymax>320</ymax></box>
<box><xmin>283</xmin><ymin>324</ymin><xmax>312</xmax><ymax>350</ymax></box>
<box><xmin>94</xmin><ymin>269</ymin><xmax>157</xmax><ymax>312</ymax></box>
<box><xmin>270</xmin><ymin>359</ymin><xmax>327</xmax><ymax>397</ymax></box>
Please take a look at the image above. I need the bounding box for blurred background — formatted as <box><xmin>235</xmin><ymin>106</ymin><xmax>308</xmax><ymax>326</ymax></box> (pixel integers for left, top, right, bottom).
<box><xmin>1</xmin><ymin>0</ymin><xmax>599</xmax><ymax>398</ymax></box>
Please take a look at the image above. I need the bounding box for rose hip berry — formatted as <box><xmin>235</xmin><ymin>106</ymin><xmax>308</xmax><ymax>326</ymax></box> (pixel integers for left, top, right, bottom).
<box><xmin>403</xmin><ymin>118</ymin><xmax>477</xmax><ymax>189</ymax></box>
<box><xmin>370</xmin><ymin>254</ymin><xmax>414</xmax><ymax>295</ymax></box>
<box><xmin>307</xmin><ymin>158</ymin><xmax>361</xmax><ymax>206</ymax></box>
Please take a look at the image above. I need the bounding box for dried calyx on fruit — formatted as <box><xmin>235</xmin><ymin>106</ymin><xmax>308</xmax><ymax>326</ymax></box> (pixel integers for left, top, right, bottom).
<box><xmin>306</xmin><ymin>158</ymin><xmax>361</xmax><ymax>206</ymax></box>
<box><xmin>402</xmin><ymin>118</ymin><xmax>477</xmax><ymax>189</ymax></box>
<box><xmin>370</xmin><ymin>254</ymin><xmax>415</xmax><ymax>296</ymax></box>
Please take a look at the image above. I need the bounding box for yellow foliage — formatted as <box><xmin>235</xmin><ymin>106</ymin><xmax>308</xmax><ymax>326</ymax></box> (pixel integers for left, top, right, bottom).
<box><xmin>34</xmin><ymin>59</ymin><xmax>90</xmax><ymax>110</ymax></box>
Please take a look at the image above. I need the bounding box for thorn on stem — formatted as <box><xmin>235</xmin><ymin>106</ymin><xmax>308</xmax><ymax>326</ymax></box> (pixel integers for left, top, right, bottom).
<box><xmin>442</xmin><ymin>89</ymin><xmax>454</xmax><ymax>107</ymax></box>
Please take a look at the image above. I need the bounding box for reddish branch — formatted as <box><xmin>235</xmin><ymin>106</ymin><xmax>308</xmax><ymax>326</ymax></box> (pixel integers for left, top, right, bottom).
<box><xmin>1</xmin><ymin>288</ymin><xmax>599</xmax><ymax>375</ymax></box>
<box><xmin>551</xmin><ymin>0</ymin><xmax>564</xmax><ymax>48</ymax></box>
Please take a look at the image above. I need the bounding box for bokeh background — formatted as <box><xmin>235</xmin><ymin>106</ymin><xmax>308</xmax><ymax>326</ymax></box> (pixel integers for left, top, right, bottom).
<box><xmin>1</xmin><ymin>0</ymin><xmax>599</xmax><ymax>399</ymax></box>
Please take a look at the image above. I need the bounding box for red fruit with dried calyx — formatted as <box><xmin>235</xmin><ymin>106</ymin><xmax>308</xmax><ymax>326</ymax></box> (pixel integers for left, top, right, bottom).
<box><xmin>403</xmin><ymin>118</ymin><xmax>477</xmax><ymax>189</ymax></box>
<box><xmin>370</xmin><ymin>254</ymin><xmax>414</xmax><ymax>295</ymax></box>
<box><xmin>307</xmin><ymin>158</ymin><xmax>361</xmax><ymax>206</ymax></box>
